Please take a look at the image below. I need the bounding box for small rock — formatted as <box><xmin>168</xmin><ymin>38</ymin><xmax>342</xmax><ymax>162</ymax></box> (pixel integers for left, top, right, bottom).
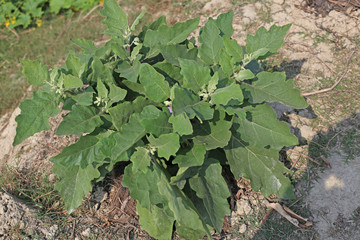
<box><xmin>236</xmin><ymin>199</ymin><xmax>252</xmax><ymax>216</ymax></box>
<box><xmin>239</xmin><ymin>224</ymin><xmax>247</xmax><ymax>234</ymax></box>
<box><xmin>242</xmin><ymin>5</ymin><xmax>257</xmax><ymax>22</ymax></box>
<box><xmin>48</xmin><ymin>173</ymin><xmax>56</xmax><ymax>182</ymax></box>
<box><xmin>300</xmin><ymin>125</ymin><xmax>317</xmax><ymax>140</ymax></box>
<box><xmin>81</xmin><ymin>228</ymin><xmax>91</xmax><ymax>237</ymax></box>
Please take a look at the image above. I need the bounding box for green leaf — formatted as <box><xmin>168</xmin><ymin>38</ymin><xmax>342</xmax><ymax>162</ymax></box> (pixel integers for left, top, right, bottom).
<box><xmin>131</xmin><ymin>147</ymin><xmax>151</xmax><ymax>173</ymax></box>
<box><xmin>246</xmin><ymin>24</ymin><xmax>291</xmax><ymax>55</ymax></box>
<box><xmin>223</xmin><ymin>37</ymin><xmax>243</xmax><ymax>62</ymax></box>
<box><xmin>157</xmin><ymin>167</ymin><xmax>209</xmax><ymax>239</ymax></box>
<box><xmin>144</xmin><ymin>17</ymin><xmax>199</xmax><ymax>46</ymax></box>
<box><xmin>90</xmin><ymin>58</ymin><xmax>115</xmax><ymax>84</ymax></box>
<box><xmin>71</xmin><ymin>87</ymin><xmax>94</xmax><ymax>106</ymax></box>
<box><xmin>172</xmin><ymin>86</ymin><xmax>214</xmax><ymax>121</ymax></box>
<box><xmin>193</xmin><ymin>116</ymin><xmax>232</xmax><ymax>150</ymax></box>
<box><xmin>71</xmin><ymin>38</ymin><xmax>97</xmax><ymax>55</ymax></box>
<box><xmin>20</xmin><ymin>59</ymin><xmax>49</xmax><ymax>86</ymax></box>
<box><xmin>137</xmin><ymin>203</ymin><xmax>175</xmax><ymax>240</ymax></box>
<box><xmin>130</xmin><ymin>10</ymin><xmax>146</xmax><ymax>31</ymax></box>
<box><xmin>139</xmin><ymin>105</ymin><xmax>172</xmax><ymax>137</ymax></box>
<box><xmin>108</xmin><ymin>83</ymin><xmax>127</xmax><ymax>105</ymax></box>
<box><xmin>173</xmin><ymin>143</ymin><xmax>206</xmax><ymax>168</ymax></box>
<box><xmin>100</xmin><ymin>0</ymin><xmax>128</xmax><ymax>38</ymax></box>
<box><xmin>179</xmin><ymin>59</ymin><xmax>211</xmax><ymax>93</ymax></box>
<box><xmin>63</xmin><ymin>74</ymin><xmax>83</xmax><ymax>90</ymax></box>
<box><xmin>235</xmin><ymin>104</ymin><xmax>298</xmax><ymax>150</ymax></box>
<box><xmin>207</xmin><ymin>72</ymin><xmax>219</xmax><ymax>94</ymax></box>
<box><xmin>51</xmin><ymin>135</ymin><xmax>105</xmax><ymax>168</ymax></box>
<box><xmin>219</xmin><ymin>49</ymin><xmax>233</xmax><ymax>77</ymax></box>
<box><xmin>189</xmin><ymin>158</ymin><xmax>230</xmax><ymax>232</ymax></box>
<box><xmin>241</xmin><ymin>71</ymin><xmax>308</xmax><ymax>109</ymax></box>
<box><xmin>65</xmin><ymin>54</ymin><xmax>84</xmax><ymax>78</ymax></box>
<box><xmin>168</xmin><ymin>112</ymin><xmax>193</xmax><ymax>136</ymax></box>
<box><xmin>210</xmin><ymin>83</ymin><xmax>243</xmax><ymax>106</ymax></box>
<box><xmin>53</xmin><ymin>163</ymin><xmax>100</xmax><ymax>214</ymax></box>
<box><xmin>161</xmin><ymin>45</ymin><xmax>198</xmax><ymax>66</ymax></box>
<box><xmin>122</xmin><ymin>163</ymin><xmax>168</xmax><ymax>210</ymax></box>
<box><xmin>122</xmin><ymin>80</ymin><xmax>145</xmax><ymax>95</ymax></box>
<box><xmin>154</xmin><ymin>61</ymin><xmax>184</xmax><ymax>85</ymax></box>
<box><xmin>234</xmin><ymin>69</ymin><xmax>254</xmax><ymax>81</ymax></box>
<box><xmin>13</xmin><ymin>90</ymin><xmax>60</xmax><ymax>146</ymax></box>
<box><xmin>115</xmin><ymin>60</ymin><xmax>141</xmax><ymax>82</ymax></box>
<box><xmin>110</xmin><ymin>112</ymin><xmax>146</xmax><ymax>160</ymax></box>
<box><xmin>56</xmin><ymin>105</ymin><xmax>103</xmax><ymax>135</ymax></box>
<box><xmin>198</xmin><ymin>20</ymin><xmax>223</xmax><ymax>65</ymax></box>
<box><xmin>211</xmin><ymin>11</ymin><xmax>234</xmax><ymax>37</ymax></box>
<box><xmin>139</xmin><ymin>63</ymin><xmax>170</xmax><ymax>102</ymax></box>
<box><xmin>108</xmin><ymin>96</ymin><xmax>150</xmax><ymax>130</ymax></box>
<box><xmin>225</xmin><ymin>132</ymin><xmax>295</xmax><ymax>199</ymax></box>
<box><xmin>97</xmin><ymin>78</ymin><xmax>108</xmax><ymax>99</ymax></box>
<box><xmin>148</xmin><ymin>133</ymin><xmax>180</xmax><ymax>160</ymax></box>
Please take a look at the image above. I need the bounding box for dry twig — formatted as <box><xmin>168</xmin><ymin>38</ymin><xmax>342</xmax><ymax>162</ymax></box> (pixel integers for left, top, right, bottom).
<box><xmin>302</xmin><ymin>49</ymin><xmax>356</xmax><ymax>96</ymax></box>
<box><xmin>82</xmin><ymin>4</ymin><xmax>103</xmax><ymax>21</ymax></box>
<box><xmin>301</xmin><ymin>154</ymin><xmax>322</xmax><ymax>166</ymax></box>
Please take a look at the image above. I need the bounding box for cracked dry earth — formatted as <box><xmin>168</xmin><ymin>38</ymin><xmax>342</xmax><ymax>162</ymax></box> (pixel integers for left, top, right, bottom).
<box><xmin>0</xmin><ymin>0</ymin><xmax>360</xmax><ymax>239</ymax></box>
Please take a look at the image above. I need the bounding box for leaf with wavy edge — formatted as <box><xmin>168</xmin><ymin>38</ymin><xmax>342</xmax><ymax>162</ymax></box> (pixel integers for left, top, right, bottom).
<box><xmin>237</xmin><ymin>104</ymin><xmax>298</xmax><ymax>150</ymax></box>
<box><xmin>241</xmin><ymin>71</ymin><xmax>308</xmax><ymax>109</ymax></box>
<box><xmin>56</xmin><ymin>105</ymin><xmax>103</xmax><ymax>136</ymax></box>
<box><xmin>53</xmin><ymin>163</ymin><xmax>100</xmax><ymax>214</ymax></box>
<box><xmin>225</xmin><ymin>130</ymin><xmax>295</xmax><ymax>199</ymax></box>
<box><xmin>13</xmin><ymin>90</ymin><xmax>60</xmax><ymax>146</ymax></box>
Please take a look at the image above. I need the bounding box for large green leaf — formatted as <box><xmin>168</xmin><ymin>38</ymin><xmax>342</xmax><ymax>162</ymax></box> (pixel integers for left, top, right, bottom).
<box><xmin>154</xmin><ymin>61</ymin><xmax>184</xmax><ymax>85</ymax></box>
<box><xmin>56</xmin><ymin>105</ymin><xmax>103</xmax><ymax>135</ymax></box>
<box><xmin>193</xmin><ymin>116</ymin><xmax>232</xmax><ymax>150</ymax></box>
<box><xmin>225</xmin><ymin>132</ymin><xmax>295</xmax><ymax>199</ymax></box>
<box><xmin>179</xmin><ymin>59</ymin><xmax>211</xmax><ymax>93</ymax></box>
<box><xmin>108</xmin><ymin>96</ymin><xmax>150</xmax><ymax>130</ymax></box>
<box><xmin>144</xmin><ymin>17</ymin><xmax>199</xmax><ymax>46</ymax></box>
<box><xmin>100</xmin><ymin>0</ymin><xmax>128</xmax><ymax>38</ymax></box>
<box><xmin>173</xmin><ymin>143</ymin><xmax>206</xmax><ymax>168</ymax></box>
<box><xmin>189</xmin><ymin>158</ymin><xmax>230</xmax><ymax>232</ymax></box>
<box><xmin>223</xmin><ymin>37</ymin><xmax>243</xmax><ymax>62</ymax></box>
<box><xmin>109</xmin><ymin>112</ymin><xmax>146</xmax><ymax>160</ymax></box>
<box><xmin>137</xmin><ymin>203</ymin><xmax>175</xmax><ymax>240</ymax></box>
<box><xmin>139</xmin><ymin>63</ymin><xmax>170</xmax><ymax>103</ymax></box>
<box><xmin>130</xmin><ymin>147</ymin><xmax>151</xmax><ymax>173</ymax></box>
<box><xmin>115</xmin><ymin>60</ymin><xmax>141</xmax><ymax>82</ymax></box>
<box><xmin>122</xmin><ymin>163</ymin><xmax>168</xmax><ymax>210</ymax></box>
<box><xmin>71</xmin><ymin>38</ymin><xmax>97</xmax><ymax>55</ymax></box>
<box><xmin>211</xmin><ymin>11</ymin><xmax>234</xmax><ymax>38</ymax></box>
<box><xmin>53</xmin><ymin>163</ymin><xmax>100</xmax><ymax>213</ymax></box>
<box><xmin>139</xmin><ymin>105</ymin><xmax>172</xmax><ymax>137</ymax></box>
<box><xmin>210</xmin><ymin>83</ymin><xmax>243</xmax><ymax>106</ymax></box>
<box><xmin>71</xmin><ymin>87</ymin><xmax>95</xmax><ymax>106</ymax></box>
<box><xmin>172</xmin><ymin>86</ymin><xmax>214</xmax><ymax>121</ymax></box>
<box><xmin>198</xmin><ymin>20</ymin><xmax>223</xmax><ymax>65</ymax></box>
<box><xmin>13</xmin><ymin>90</ymin><xmax>60</xmax><ymax>146</ymax></box>
<box><xmin>168</xmin><ymin>112</ymin><xmax>193</xmax><ymax>136</ymax></box>
<box><xmin>161</xmin><ymin>45</ymin><xmax>198</xmax><ymax>66</ymax></box>
<box><xmin>236</xmin><ymin>104</ymin><xmax>298</xmax><ymax>150</ymax></box>
<box><xmin>50</xmin><ymin>135</ymin><xmax>105</xmax><ymax>168</ymax></box>
<box><xmin>241</xmin><ymin>71</ymin><xmax>308</xmax><ymax>109</ymax></box>
<box><xmin>63</xmin><ymin>74</ymin><xmax>83</xmax><ymax>90</ymax></box>
<box><xmin>20</xmin><ymin>59</ymin><xmax>49</xmax><ymax>86</ymax></box>
<box><xmin>157</xmin><ymin>167</ymin><xmax>210</xmax><ymax>239</ymax></box>
<box><xmin>148</xmin><ymin>133</ymin><xmax>180</xmax><ymax>160</ymax></box>
<box><xmin>246</xmin><ymin>24</ymin><xmax>291</xmax><ymax>56</ymax></box>
<box><xmin>65</xmin><ymin>54</ymin><xmax>84</xmax><ymax>78</ymax></box>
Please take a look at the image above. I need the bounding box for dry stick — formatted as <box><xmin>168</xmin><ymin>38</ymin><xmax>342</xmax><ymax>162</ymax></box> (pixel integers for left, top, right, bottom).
<box><xmin>82</xmin><ymin>4</ymin><xmax>103</xmax><ymax>21</ymax></box>
<box><xmin>301</xmin><ymin>154</ymin><xmax>322</xmax><ymax>166</ymax></box>
<box><xmin>10</xmin><ymin>28</ymin><xmax>20</xmax><ymax>41</ymax></box>
<box><xmin>302</xmin><ymin>50</ymin><xmax>356</xmax><ymax>97</ymax></box>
